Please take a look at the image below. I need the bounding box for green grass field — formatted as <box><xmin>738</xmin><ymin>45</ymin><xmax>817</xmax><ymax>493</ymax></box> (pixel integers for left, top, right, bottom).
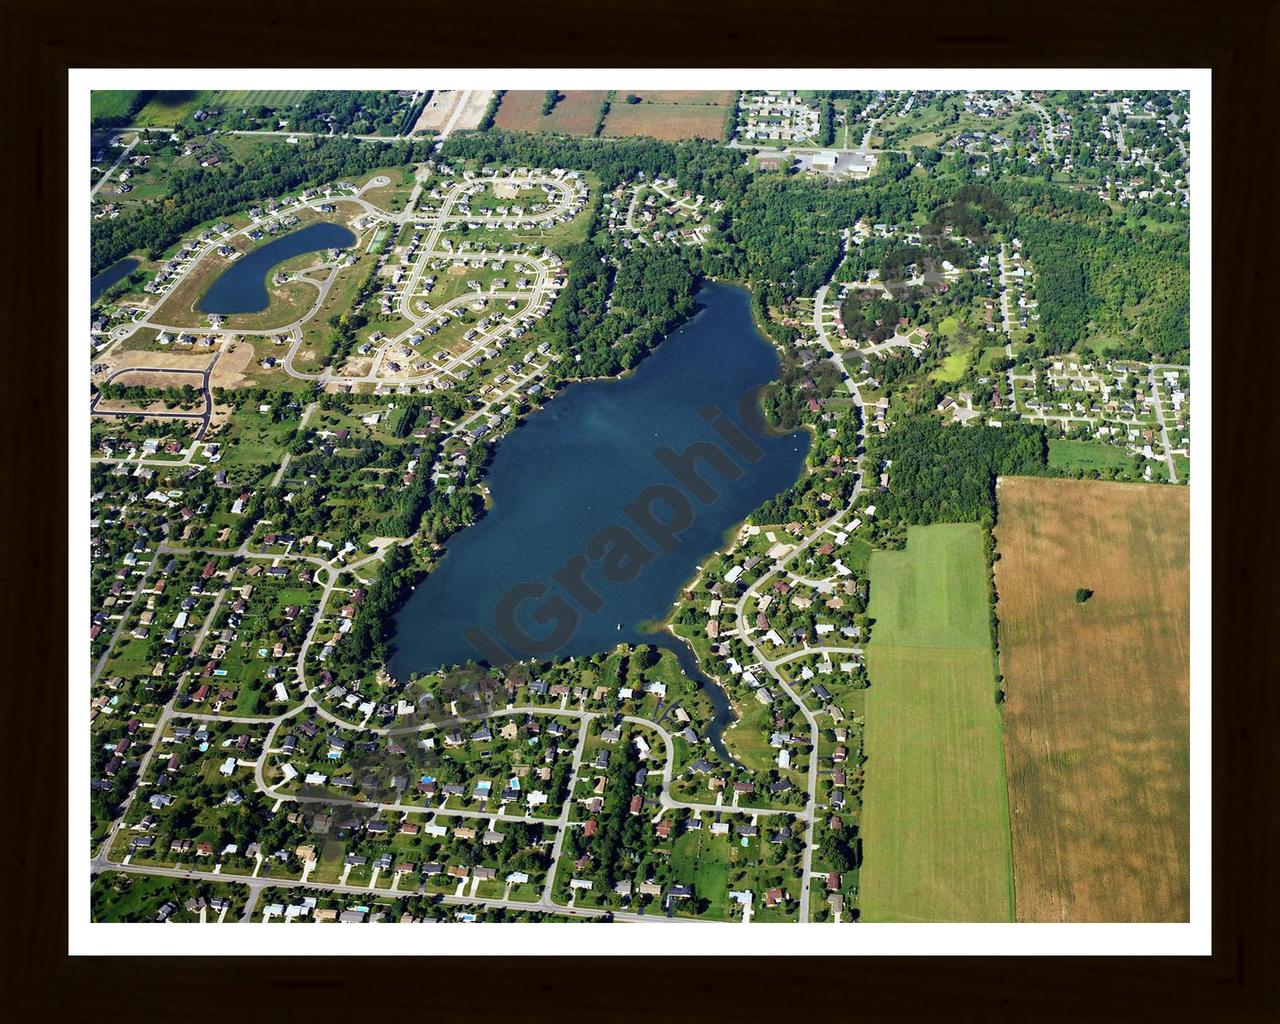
<box><xmin>133</xmin><ymin>91</ymin><xmax>213</xmax><ymax>126</ymax></box>
<box><xmin>211</xmin><ymin>90</ymin><xmax>311</xmax><ymax>108</ymax></box>
<box><xmin>860</xmin><ymin>523</ymin><xmax>1014</xmax><ymax>922</ymax></box>
<box><xmin>91</xmin><ymin>91</ymin><xmax>140</xmax><ymax>120</ymax></box>
<box><xmin>1048</xmin><ymin>439</ymin><xmax>1132</xmax><ymax>472</ymax></box>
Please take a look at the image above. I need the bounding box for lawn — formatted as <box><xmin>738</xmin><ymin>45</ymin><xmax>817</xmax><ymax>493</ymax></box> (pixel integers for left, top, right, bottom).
<box><xmin>994</xmin><ymin>476</ymin><xmax>1190</xmax><ymax>922</ymax></box>
<box><xmin>91</xmin><ymin>872</ymin><xmax>248</xmax><ymax>922</ymax></box>
<box><xmin>1047</xmin><ymin>439</ymin><xmax>1132</xmax><ymax>473</ymax></box>
<box><xmin>722</xmin><ymin>699</ymin><xmax>778</xmax><ymax>773</ymax></box>
<box><xmin>860</xmin><ymin>523</ymin><xmax>1014</xmax><ymax>923</ymax></box>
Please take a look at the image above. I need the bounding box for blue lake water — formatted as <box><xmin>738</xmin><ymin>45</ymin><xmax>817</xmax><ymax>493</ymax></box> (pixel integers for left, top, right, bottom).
<box><xmin>91</xmin><ymin>258</ymin><xmax>139</xmax><ymax>303</ymax></box>
<box><xmin>197</xmin><ymin>222</ymin><xmax>355</xmax><ymax>314</ymax></box>
<box><xmin>388</xmin><ymin>282</ymin><xmax>810</xmax><ymax>753</ymax></box>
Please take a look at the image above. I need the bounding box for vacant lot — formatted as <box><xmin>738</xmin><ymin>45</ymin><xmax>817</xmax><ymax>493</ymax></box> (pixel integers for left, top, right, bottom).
<box><xmin>493</xmin><ymin>91</ymin><xmax>608</xmax><ymax>135</ymax></box>
<box><xmin>994</xmin><ymin>476</ymin><xmax>1190</xmax><ymax>922</ymax></box>
<box><xmin>414</xmin><ymin>89</ymin><xmax>493</xmax><ymax>133</ymax></box>
<box><xmin>1047</xmin><ymin>438</ymin><xmax>1132</xmax><ymax>473</ymax></box>
<box><xmin>861</xmin><ymin>523</ymin><xmax>1014</xmax><ymax>922</ymax></box>
<box><xmin>603</xmin><ymin>101</ymin><xmax>728</xmax><ymax>141</ymax></box>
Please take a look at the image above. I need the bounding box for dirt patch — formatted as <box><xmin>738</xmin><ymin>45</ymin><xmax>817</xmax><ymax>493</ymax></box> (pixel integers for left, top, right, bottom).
<box><xmin>94</xmin><ymin>398</ymin><xmax>206</xmax><ymax>417</ymax></box>
<box><xmin>341</xmin><ymin>356</ymin><xmax>374</xmax><ymax>377</ymax></box>
<box><xmin>209</xmin><ymin>339</ymin><xmax>256</xmax><ymax>389</ymax></box>
<box><xmin>414</xmin><ymin>89</ymin><xmax>492</xmax><ymax>134</ymax></box>
<box><xmin>452</xmin><ymin>90</ymin><xmax>492</xmax><ymax>131</ymax></box>
<box><xmin>415</xmin><ymin>90</ymin><xmax>461</xmax><ymax>132</ymax></box>
<box><xmin>97</xmin><ymin>348</ymin><xmax>212</xmax><ymax>383</ymax></box>
<box><xmin>995</xmin><ymin>476</ymin><xmax>1190</xmax><ymax>922</ymax></box>
<box><xmin>110</xmin><ymin>369</ymin><xmax>203</xmax><ymax>390</ymax></box>
<box><xmin>208</xmin><ymin>402</ymin><xmax>234</xmax><ymax>431</ymax></box>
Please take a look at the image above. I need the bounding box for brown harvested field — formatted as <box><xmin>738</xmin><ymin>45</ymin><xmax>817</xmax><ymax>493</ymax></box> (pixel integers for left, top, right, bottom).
<box><xmin>994</xmin><ymin>476</ymin><xmax>1190</xmax><ymax>922</ymax></box>
<box><xmin>603</xmin><ymin>101</ymin><xmax>728</xmax><ymax>141</ymax></box>
<box><xmin>492</xmin><ymin>91</ymin><xmax>608</xmax><ymax>135</ymax></box>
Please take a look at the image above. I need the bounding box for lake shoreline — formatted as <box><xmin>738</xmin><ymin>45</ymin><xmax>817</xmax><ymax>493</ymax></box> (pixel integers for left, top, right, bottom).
<box><xmin>386</xmin><ymin>282</ymin><xmax>812</xmax><ymax>753</ymax></box>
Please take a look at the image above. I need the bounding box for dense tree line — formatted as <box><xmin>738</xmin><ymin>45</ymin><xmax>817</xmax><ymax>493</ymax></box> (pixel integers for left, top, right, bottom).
<box><xmin>335</xmin><ymin>544</ymin><xmax>417</xmax><ymax>673</ymax></box>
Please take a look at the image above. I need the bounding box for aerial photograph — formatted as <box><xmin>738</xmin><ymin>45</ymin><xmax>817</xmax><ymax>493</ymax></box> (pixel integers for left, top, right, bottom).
<box><xmin>84</xmin><ymin>82</ymin><xmax>1193</xmax><ymax>930</ymax></box>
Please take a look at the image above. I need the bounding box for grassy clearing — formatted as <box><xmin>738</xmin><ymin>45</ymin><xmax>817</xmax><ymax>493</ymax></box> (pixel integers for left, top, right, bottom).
<box><xmin>92</xmin><ymin>91</ymin><xmax>140</xmax><ymax>120</ymax></box>
<box><xmin>994</xmin><ymin>476</ymin><xmax>1189</xmax><ymax>922</ymax></box>
<box><xmin>931</xmin><ymin>348</ymin><xmax>970</xmax><ymax>383</ymax></box>
<box><xmin>1047</xmin><ymin>439</ymin><xmax>1132</xmax><ymax>472</ymax></box>
<box><xmin>860</xmin><ymin>523</ymin><xmax>1014</xmax><ymax>923</ymax></box>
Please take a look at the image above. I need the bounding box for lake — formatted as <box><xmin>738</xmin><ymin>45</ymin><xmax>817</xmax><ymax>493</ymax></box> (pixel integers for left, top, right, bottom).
<box><xmin>197</xmin><ymin>222</ymin><xmax>356</xmax><ymax>315</ymax></box>
<box><xmin>387</xmin><ymin>282</ymin><xmax>811</xmax><ymax>756</ymax></box>
<box><xmin>91</xmin><ymin>258</ymin><xmax>139</xmax><ymax>303</ymax></box>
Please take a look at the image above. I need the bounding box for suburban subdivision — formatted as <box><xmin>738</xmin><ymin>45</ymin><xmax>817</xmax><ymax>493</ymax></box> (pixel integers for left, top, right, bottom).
<box><xmin>86</xmin><ymin>87</ymin><xmax>1192</xmax><ymax>925</ymax></box>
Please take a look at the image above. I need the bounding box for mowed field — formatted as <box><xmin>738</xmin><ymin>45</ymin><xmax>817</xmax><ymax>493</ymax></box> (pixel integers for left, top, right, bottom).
<box><xmin>210</xmin><ymin>90</ymin><xmax>311</xmax><ymax>108</ymax></box>
<box><xmin>493</xmin><ymin>91</ymin><xmax>609</xmax><ymax>135</ymax></box>
<box><xmin>861</xmin><ymin>524</ymin><xmax>1015</xmax><ymax>922</ymax></box>
<box><xmin>994</xmin><ymin>476</ymin><xmax>1190</xmax><ymax>922</ymax></box>
<box><xmin>602</xmin><ymin>91</ymin><xmax>735</xmax><ymax>140</ymax></box>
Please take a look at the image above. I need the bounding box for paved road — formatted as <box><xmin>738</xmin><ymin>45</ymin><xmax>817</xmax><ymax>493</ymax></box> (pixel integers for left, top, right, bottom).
<box><xmin>721</xmin><ymin>262</ymin><xmax>868</xmax><ymax>921</ymax></box>
<box><xmin>1023</xmin><ymin>96</ymin><xmax>1059</xmax><ymax>158</ymax></box>
<box><xmin>1147</xmin><ymin>368</ymin><xmax>1179</xmax><ymax>483</ymax></box>
<box><xmin>91</xmin><ymin>137</ymin><xmax>138</xmax><ymax>200</ymax></box>
<box><xmin>92</xmin><ymin>357</ymin><xmax>217</xmax><ymax>439</ymax></box>
<box><xmin>271</xmin><ymin>401</ymin><xmax>317</xmax><ymax>487</ymax></box>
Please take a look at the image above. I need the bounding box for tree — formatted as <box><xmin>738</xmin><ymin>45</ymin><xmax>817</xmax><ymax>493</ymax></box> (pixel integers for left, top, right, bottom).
<box><xmin>625</xmin><ymin>94</ymin><xmax>641</xmax><ymax>105</ymax></box>
<box><xmin>1075</xmin><ymin>587</ymin><xmax>1094</xmax><ymax>603</ymax></box>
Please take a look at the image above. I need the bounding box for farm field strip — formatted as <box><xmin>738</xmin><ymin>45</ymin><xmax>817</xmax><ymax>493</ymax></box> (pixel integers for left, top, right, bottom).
<box><xmin>860</xmin><ymin>523</ymin><xmax>1014</xmax><ymax>923</ymax></box>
